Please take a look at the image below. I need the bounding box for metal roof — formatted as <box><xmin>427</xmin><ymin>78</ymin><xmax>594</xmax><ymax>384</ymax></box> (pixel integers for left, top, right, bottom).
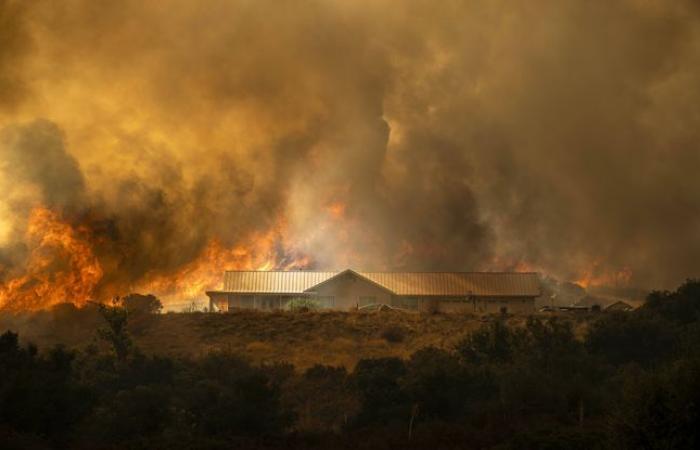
<box><xmin>223</xmin><ymin>271</ymin><xmax>337</xmax><ymax>293</ymax></box>
<box><xmin>219</xmin><ymin>270</ymin><xmax>541</xmax><ymax>297</ymax></box>
<box><xmin>359</xmin><ymin>272</ymin><xmax>541</xmax><ymax>297</ymax></box>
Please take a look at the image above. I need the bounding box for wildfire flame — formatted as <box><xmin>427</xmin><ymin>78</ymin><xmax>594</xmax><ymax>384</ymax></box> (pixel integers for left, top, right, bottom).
<box><xmin>0</xmin><ymin>205</ymin><xmax>633</xmax><ymax>312</ymax></box>
<box><xmin>139</xmin><ymin>218</ymin><xmax>312</xmax><ymax>303</ymax></box>
<box><xmin>0</xmin><ymin>207</ymin><xmax>103</xmax><ymax>311</ymax></box>
<box><xmin>575</xmin><ymin>263</ymin><xmax>633</xmax><ymax>289</ymax></box>
<box><xmin>0</xmin><ymin>207</ymin><xmax>312</xmax><ymax>311</ymax></box>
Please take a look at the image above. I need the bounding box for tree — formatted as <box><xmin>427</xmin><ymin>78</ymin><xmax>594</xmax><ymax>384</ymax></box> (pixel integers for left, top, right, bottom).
<box><xmin>523</xmin><ymin>317</ymin><xmax>583</xmax><ymax>369</ymax></box>
<box><xmin>121</xmin><ymin>293</ymin><xmax>163</xmax><ymax>316</ymax></box>
<box><xmin>455</xmin><ymin>320</ymin><xmax>526</xmax><ymax>364</ymax></box>
<box><xmin>0</xmin><ymin>332</ymin><xmax>91</xmax><ymax>443</ymax></box>
<box><xmin>611</xmin><ymin>360</ymin><xmax>700</xmax><ymax>449</ymax></box>
<box><xmin>585</xmin><ymin>312</ymin><xmax>675</xmax><ymax>367</ymax></box>
<box><xmin>96</xmin><ymin>300</ymin><xmax>132</xmax><ymax>362</ymax></box>
<box><xmin>643</xmin><ymin>279</ymin><xmax>700</xmax><ymax>325</ymax></box>
<box><xmin>283</xmin><ymin>365</ymin><xmax>359</xmax><ymax>432</ymax></box>
<box><xmin>402</xmin><ymin>347</ymin><xmax>474</xmax><ymax>421</ymax></box>
<box><xmin>352</xmin><ymin>357</ymin><xmax>409</xmax><ymax>427</ymax></box>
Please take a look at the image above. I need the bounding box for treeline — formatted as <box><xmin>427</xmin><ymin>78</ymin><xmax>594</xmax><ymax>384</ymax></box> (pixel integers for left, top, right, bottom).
<box><xmin>2</xmin><ymin>283</ymin><xmax>700</xmax><ymax>449</ymax></box>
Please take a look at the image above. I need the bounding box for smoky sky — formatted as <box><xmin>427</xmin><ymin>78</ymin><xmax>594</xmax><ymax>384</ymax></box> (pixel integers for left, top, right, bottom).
<box><xmin>1</xmin><ymin>0</ymin><xmax>700</xmax><ymax>295</ymax></box>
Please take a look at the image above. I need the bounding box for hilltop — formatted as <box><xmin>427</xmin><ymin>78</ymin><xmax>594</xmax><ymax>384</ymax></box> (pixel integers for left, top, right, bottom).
<box><xmin>0</xmin><ymin>307</ymin><xmax>592</xmax><ymax>369</ymax></box>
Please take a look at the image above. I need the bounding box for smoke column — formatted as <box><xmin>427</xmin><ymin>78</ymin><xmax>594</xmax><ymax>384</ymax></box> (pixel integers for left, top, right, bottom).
<box><xmin>2</xmin><ymin>0</ymin><xmax>700</xmax><ymax>308</ymax></box>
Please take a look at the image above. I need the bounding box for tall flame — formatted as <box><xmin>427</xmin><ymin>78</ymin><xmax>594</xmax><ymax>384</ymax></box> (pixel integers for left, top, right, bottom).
<box><xmin>135</xmin><ymin>215</ymin><xmax>311</xmax><ymax>306</ymax></box>
<box><xmin>0</xmin><ymin>204</ymin><xmax>634</xmax><ymax>311</ymax></box>
<box><xmin>575</xmin><ymin>263</ymin><xmax>633</xmax><ymax>289</ymax></box>
<box><xmin>0</xmin><ymin>207</ymin><xmax>313</xmax><ymax>311</ymax></box>
<box><xmin>0</xmin><ymin>207</ymin><xmax>103</xmax><ymax>311</ymax></box>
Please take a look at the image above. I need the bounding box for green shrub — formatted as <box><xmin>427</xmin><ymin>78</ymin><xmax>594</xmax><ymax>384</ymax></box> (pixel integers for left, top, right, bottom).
<box><xmin>285</xmin><ymin>298</ymin><xmax>319</xmax><ymax>312</ymax></box>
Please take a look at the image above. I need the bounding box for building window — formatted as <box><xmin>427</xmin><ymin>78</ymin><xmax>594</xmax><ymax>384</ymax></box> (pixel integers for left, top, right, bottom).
<box><xmin>238</xmin><ymin>296</ymin><xmax>254</xmax><ymax>308</ymax></box>
<box><xmin>359</xmin><ymin>296</ymin><xmax>377</xmax><ymax>307</ymax></box>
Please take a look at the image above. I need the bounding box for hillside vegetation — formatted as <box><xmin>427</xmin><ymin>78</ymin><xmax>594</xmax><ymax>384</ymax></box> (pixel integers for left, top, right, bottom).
<box><xmin>0</xmin><ymin>307</ymin><xmax>588</xmax><ymax>369</ymax></box>
<box><xmin>2</xmin><ymin>281</ymin><xmax>700</xmax><ymax>449</ymax></box>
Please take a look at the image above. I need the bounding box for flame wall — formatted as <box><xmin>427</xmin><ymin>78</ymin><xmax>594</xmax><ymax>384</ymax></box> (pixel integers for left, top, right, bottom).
<box><xmin>2</xmin><ymin>0</ymin><xmax>700</xmax><ymax>309</ymax></box>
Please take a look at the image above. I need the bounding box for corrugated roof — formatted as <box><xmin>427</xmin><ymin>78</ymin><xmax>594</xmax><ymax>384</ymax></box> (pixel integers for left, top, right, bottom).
<box><xmin>219</xmin><ymin>270</ymin><xmax>541</xmax><ymax>297</ymax></box>
<box><xmin>223</xmin><ymin>271</ymin><xmax>337</xmax><ymax>293</ymax></box>
<box><xmin>359</xmin><ymin>272</ymin><xmax>541</xmax><ymax>297</ymax></box>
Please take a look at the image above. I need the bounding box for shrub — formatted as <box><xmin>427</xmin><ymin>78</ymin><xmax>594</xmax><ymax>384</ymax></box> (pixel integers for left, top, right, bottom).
<box><xmin>96</xmin><ymin>302</ymin><xmax>132</xmax><ymax>362</ymax></box>
<box><xmin>456</xmin><ymin>320</ymin><xmax>525</xmax><ymax>364</ymax></box>
<box><xmin>283</xmin><ymin>365</ymin><xmax>359</xmax><ymax>432</ymax></box>
<box><xmin>402</xmin><ymin>347</ymin><xmax>473</xmax><ymax>420</ymax></box>
<box><xmin>585</xmin><ymin>312</ymin><xmax>675</xmax><ymax>366</ymax></box>
<box><xmin>286</xmin><ymin>298</ymin><xmax>319</xmax><ymax>312</ymax></box>
<box><xmin>121</xmin><ymin>294</ymin><xmax>163</xmax><ymax>316</ymax></box>
<box><xmin>643</xmin><ymin>279</ymin><xmax>700</xmax><ymax>325</ymax></box>
<box><xmin>352</xmin><ymin>358</ymin><xmax>409</xmax><ymax>427</ymax></box>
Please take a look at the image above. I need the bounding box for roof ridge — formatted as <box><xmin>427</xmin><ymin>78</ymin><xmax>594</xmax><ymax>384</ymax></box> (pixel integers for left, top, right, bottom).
<box><xmin>224</xmin><ymin>270</ymin><xmax>540</xmax><ymax>274</ymax></box>
<box><xmin>221</xmin><ymin>270</ymin><xmax>542</xmax><ymax>296</ymax></box>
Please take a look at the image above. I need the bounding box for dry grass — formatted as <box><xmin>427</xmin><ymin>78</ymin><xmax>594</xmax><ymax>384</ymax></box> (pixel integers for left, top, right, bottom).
<box><xmin>1</xmin><ymin>309</ymin><xmax>591</xmax><ymax>370</ymax></box>
<box><xmin>134</xmin><ymin>310</ymin><xmax>492</xmax><ymax>369</ymax></box>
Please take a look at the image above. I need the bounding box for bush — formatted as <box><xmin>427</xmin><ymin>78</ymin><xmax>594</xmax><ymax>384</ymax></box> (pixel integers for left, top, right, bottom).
<box><xmin>402</xmin><ymin>347</ymin><xmax>473</xmax><ymax>420</ymax></box>
<box><xmin>610</xmin><ymin>359</ymin><xmax>700</xmax><ymax>449</ymax></box>
<box><xmin>585</xmin><ymin>312</ymin><xmax>675</xmax><ymax>366</ymax></box>
<box><xmin>352</xmin><ymin>358</ymin><xmax>409</xmax><ymax>427</ymax></box>
<box><xmin>285</xmin><ymin>298</ymin><xmax>319</xmax><ymax>312</ymax></box>
<box><xmin>283</xmin><ymin>365</ymin><xmax>359</xmax><ymax>432</ymax></box>
<box><xmin>643</xmin><ymin>279</ymin><xmax>700</xmax><ymax>325</ymax></box>
<box><xmin>4</xmin><ymin>278</ymin><xmax>700</xmax><ymax>449</ymax></box>
<box><xmin>121</xmin><ymin>294</ymin><xmax>163</xmax><ymax>316</ymax></box>
<box><xmin>0</xmin><ymin>332</ymin><xmax>92</xmax><ymax>443</ymax></box>
<box><xmin>455</xmin><ymin>320</ymin><xmax>525</xmax><ymax>364</ymax></box>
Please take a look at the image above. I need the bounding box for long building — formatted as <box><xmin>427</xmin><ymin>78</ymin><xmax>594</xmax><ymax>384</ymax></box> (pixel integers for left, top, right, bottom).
<box><xmin>206</xmin><ymin>269</ymin><xmax>541</xmax><ymax>313</ymax></box>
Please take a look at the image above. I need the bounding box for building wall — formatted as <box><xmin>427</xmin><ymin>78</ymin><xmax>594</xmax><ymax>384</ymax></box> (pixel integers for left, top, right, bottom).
<box><xmin>390</xmin><ymin>296</ymin><xmax>535</xmax><ymax>313</ymax></box>
<box><xmin>208</xmin><ymin>291</ymin><xmax>536</xmax><ymax>313</ymax></box>
<box><xmin>311</xmin><ymin>272</ymin><xmax>392</xmax><ymax>310</ymax></box>
<box><xmin>435</xmin><ymin>296</ymin><xmax>535</xmax><ymax>313</ymax></box>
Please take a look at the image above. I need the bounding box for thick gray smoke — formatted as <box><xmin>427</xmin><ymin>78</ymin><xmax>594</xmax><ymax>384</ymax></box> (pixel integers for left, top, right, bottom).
<box><xmin>1</xmin><ymin>0</ymin><xmax>700</xmax><ymax>308</ymax></box>
<box><xmin>0</xmin><ymin>120</ymin><xmax>86</xmax><ymax>273</ymax></box>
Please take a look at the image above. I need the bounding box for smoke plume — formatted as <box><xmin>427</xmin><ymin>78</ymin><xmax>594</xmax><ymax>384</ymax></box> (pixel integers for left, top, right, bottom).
<box><xmin>2</xmin><ymin>0</ymin><xmax>700</xmax><ymax>308</ymax></box>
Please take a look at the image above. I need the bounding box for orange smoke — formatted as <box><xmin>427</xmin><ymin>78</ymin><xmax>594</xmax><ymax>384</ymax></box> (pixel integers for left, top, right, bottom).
<box><xmin>0</xmin><ymin>207</ymin><xmax>103</xmax><ymax>311</ymax></box>
<box><xmin>483</xmin><ymin>256</ymin><xmax>541</xmax><ymax>273</ymax></box>
<box><xmin>0</xmin><ymin>206</ymin><xmax>313</xmax><ymax>311</ymax></box>
<box><xmin>576</xmin><ymin>263</ymin><xmax>632</xmax><ymax>289</ymax></box>
<box><xmin>137</xmin><ymin>215</ymin><xmax>311</xmax><ymax>304</ymax></box>
<box><xmin>325</xmin><ymin>201</ymin><xmax>347</xmax><ymax>220</ymax></box>
<box><xmin>0</xmin><ymin>205</ymin><xmax>633</xmax><ymax>312</ymax></box>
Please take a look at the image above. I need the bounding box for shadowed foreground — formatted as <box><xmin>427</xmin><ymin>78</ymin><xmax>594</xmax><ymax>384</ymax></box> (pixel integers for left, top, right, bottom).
<box><xmin>2</xmin><ymin>281</ymin><xmax>700</xmax><ymax>449</ymax></box>
<box><xmin>1</xmin><ymin>308</ymin><xmax>534</xmax><ymax>369</ymax></box>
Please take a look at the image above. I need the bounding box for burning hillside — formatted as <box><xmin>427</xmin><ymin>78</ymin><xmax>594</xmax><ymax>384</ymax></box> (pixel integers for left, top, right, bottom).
<box><xmin>2</xmin><ymin>0</ymin><xmax>700</xmax><ymax>310</ymax></box>
<box><xmin>0</xmin><ymin>207</ymin><xmax>102</xmax><ymax>310</ymax></box>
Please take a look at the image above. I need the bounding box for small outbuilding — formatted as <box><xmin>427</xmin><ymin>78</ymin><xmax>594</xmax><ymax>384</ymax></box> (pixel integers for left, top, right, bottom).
<box><xmin>603</xmin><ymin>300</ymin><xmax>635</xmax><ymax>312</ymax></box>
